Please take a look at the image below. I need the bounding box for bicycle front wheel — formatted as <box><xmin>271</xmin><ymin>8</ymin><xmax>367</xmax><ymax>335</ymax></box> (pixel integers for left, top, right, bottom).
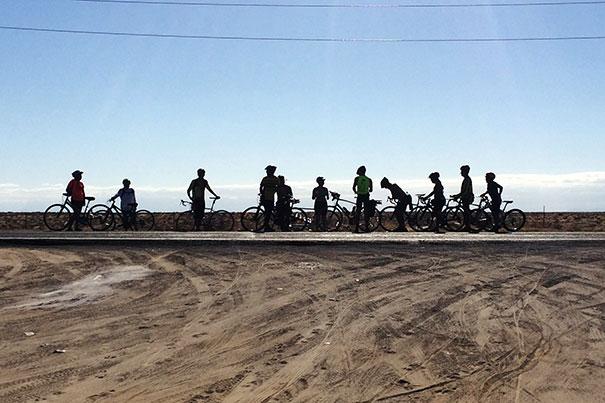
<box><xmin>43</xmin><ymin>204</ymin><xmax>72</xmax><ymax>231</ymax></box>
<box><xmin>325</xmin><ymin>207</ymin><xmax>343</xmax><ymax>232</ymax></box>
<box><xmin>415</xmin><ymin>207</ymin><xmax>435</xmax><ymax>232</ymax></box>
<box><xmin>88</xmin><ymin>204</ymin><xmax>114</xmax><ymax>231</ymax></box>
<box><xmin>379</xmin><ymin>206</ymin><xmax>399</xmax><ymax>232</ymax></box>
<box><xmin>241</xmin><ymin>207</ymin><xmax>264</xmax><ymax>231</ymax></box>
<box><xmin>210</xmin><ymin>210</ymin><xmax>235</xmax><ymax>231</ymax></box>
<box><xmin>289</xmin><ymin>208</ymin><xmax>308</xmax><ymax>231</ymax></box>
<box><xmin>134</xmin><ymin>209</ymin><xmax>154</xmax><ymax>231</ymax></box>
<box><xmin>176</xmin><ymin>211</ymin><xmax>195</xmax><ymax>231</ymax></box>
<box><xmin>444</xmin><ymin>206</ymin><xmax>465</xmax><ymax>232</ymax></box>
<box><xmin>469</xmin><ymin>208</ymin><xmax>488</xmax><ymax>232</ymax></box>
<box><xmin>504</xmin><ymin>209</ymin><xmax>526</xmax><ymax>232</ymax></box>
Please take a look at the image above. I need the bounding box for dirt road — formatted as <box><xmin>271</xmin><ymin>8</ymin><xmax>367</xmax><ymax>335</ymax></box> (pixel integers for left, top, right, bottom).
<box><xmin>1</xmin><ymin>243</ymin><xmax>603</xmax><ymax>402</ymax></box>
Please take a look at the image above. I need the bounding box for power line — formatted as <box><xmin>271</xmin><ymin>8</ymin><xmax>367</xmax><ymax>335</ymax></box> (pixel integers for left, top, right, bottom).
<box><xmin>74</xmin><ymin>0</ymin><xmax>605</xmax><ymax>8</ymax></box>
<box><xmin>2</xmin><ymin>25</ymin><xmax>605</xmax><ymax>42</ymax></box>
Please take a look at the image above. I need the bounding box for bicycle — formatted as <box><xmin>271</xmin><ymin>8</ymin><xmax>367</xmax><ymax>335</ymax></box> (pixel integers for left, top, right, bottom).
<box><xmin>240</xmin><ymin>197</ymin><xmax>307</xmax><ymax>232</ymax></box>
<box><xmin>470</xmin><ymin>195</ymin><xmax>526</xmax><ymax>232</ymax></box>
<box><xmin>43</xmin><ymin>193</ymin><xmax>97</xmax><ymax>231</ymax></box>
<box><xmin>324</xmin><ymin>192</ymin><xmax>381</xmax><ymax>232</ymax></box>
<box><xmin>378</xmin><ymin>196</ymin><xmax>412</xmax><ymax>232</ymax></box>
<box><xmin>408</xmin><ymin>195</ymin><xmax>466</xmax><ymax>232</ymax></box>
<box><xmin>88</xmin><ymin>200</ymin><xmax>155</xmax><ymax>231</ymax></box>
<box><xmin>175</xmin><ymin>197</ymin><xmax>234</xmax><ymax>231</ymax></box>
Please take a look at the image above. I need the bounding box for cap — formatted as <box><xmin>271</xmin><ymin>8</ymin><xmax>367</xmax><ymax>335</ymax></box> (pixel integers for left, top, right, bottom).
<box><xmin>72</xmin><ymin>170</ymin><xmax>83</xmax><ymax>177</ymax></box>
<box><xmin>265</xmin><ymin>165</ymin><xmax>277</xmax><ymax>171</ymax></box>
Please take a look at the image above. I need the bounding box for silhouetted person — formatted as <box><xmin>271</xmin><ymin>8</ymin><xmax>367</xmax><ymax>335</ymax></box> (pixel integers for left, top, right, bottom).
<box><xmin>380</xmin><ymin>177</ymin><xmax>411</xmax><ymax>232</ymax></box>
<box><xmin>187</xmin><ymin>169</ymin><xmax>219</xmax><ymax>231</ymax></box>
<box><xmin>312</xmin><ymin>176</ymin><xmax>329</xmax><ymax>231</ymax></box>
<box><xmin>353</xmin><ymin>165</ymin><xmax>373</xmax><ymax>233</ymax></box>
<box><xmin>66</xmin><ymin>170</ymin><xmax>85</xmax><ymax>231</ymax></box>
<box><xmin>110</xmin><ymin>178</ymin><xmax>137</xmax><ymax>230</ymax></box>
<box><xmin>426</xmin><ymin>172</ymin><xmax>446</xmax><ymax>233</ymax></box>
<box><xmin>258</xmin><ymin>165</ymin><xmax>279</xmax><ymax>232</ymax></box>
<box><xmin>452</xmin><ymin>165</ymin><xmax>474</xmax><ymax>232</ymax></box>
<box><xmin>276</xmin><ymin>175</ymin><xmax>293</xmax><ymax>231</ymax></box>
<box><xmin>480</xmin><ymin>172</ymin><xmax>504</xmax><ymax>233</ymax></box>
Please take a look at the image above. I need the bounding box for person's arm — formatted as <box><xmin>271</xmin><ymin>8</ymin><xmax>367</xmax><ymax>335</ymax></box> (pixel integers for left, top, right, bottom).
<box><xmin>352</xmin><ymin>177</ymin><xmax>358</xmax><ymax>194</ymax></box>
<box><xmin>259</xmin><ymin>178</ymin><xmax>265</xmax><ymax>196</ymax></box>
<box><xmin>187</xmin><ymin>180</ymin><xmax>194</xmax><ymax>200</ymax></box>
<box><xmin>66</xmin><ymin>180</ymin><xmax>73</xmax><ymax>196</ymax></box>
<box><xmin>312</xmin><ymin>188</ymin><xmax>316</xmax><ymax>200</ymax></box>
<box><xmin>82</xmin><ymin>183</ymin><xmax>85</xmax><ymax>199</ymax></box>
<box><xmin>325</xmin><ymin>188</ymin><xmax>329</xmax><ymax>201</ymax></box>
<box><xmin>110</xmin><ymin>190</ymin><xmax>120</xmax><ymax>202</ymax></box>
<box><xmin>497</xmin><ymin>182</ymin><xmax>503</xmax><ymax>196</ymax></box>
<box><xmin>369</xmin><ymin>178</ymin><xmax>373</xmax><ymax>193</ymax></box>
<box><xmin>206</xmin><ymin>182</ymin><xmax>219</xmax><ymax>198</ymax></box>
<box><xmin>132</xmin><ymin>189</ymin><xmax>136</xmax><ymax>204</ymax></box>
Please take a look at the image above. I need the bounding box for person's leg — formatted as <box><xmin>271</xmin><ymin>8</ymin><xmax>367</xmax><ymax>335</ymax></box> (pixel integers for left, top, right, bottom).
<box><xmin>363</xmin><ymin>196</ymin><xmax>372</xmax><ymax>231</ymax></box>
<box><xmin>433</xmin><ymin>199</ymin><xmax>445</xmax><ymax>232</ymax></box>
<box><xmin>262</xmin><ymin>200</ymin><xmax>275</xmax><ymax>231</ymax></box>
<box><xmin>492</xmin><ymin>201</ymin><xmax>502</xmax><ymax>231</ymax></box>
<box><xmin>72</xmin><ymin>201</ymin><xmax>84</xmax><ymax>230</ymax></box>
<box><xmin>354</xmin><ymin>197</ymin><xmax>363</xmax><ymax>232</ymax></box>
<box><xmin>395</xmin><ymin>201</ymin><xmax>406</xmax><ymax>230</ymax></box>
<box><xmin>462</xmin><ymin>200</ymin><xmax>471</xmax><ymax>231</ymax></box>
<box><xmin>193</xmin><ymin>199</ymin><xmax>204</xmax><ymax>230</ymax></box>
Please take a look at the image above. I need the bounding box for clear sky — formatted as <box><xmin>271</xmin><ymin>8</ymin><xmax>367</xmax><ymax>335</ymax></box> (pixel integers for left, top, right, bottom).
<box><xmin>1</xmin><ymin>0</ymin><xmax>604</xmax><ymax>212</ymax></box>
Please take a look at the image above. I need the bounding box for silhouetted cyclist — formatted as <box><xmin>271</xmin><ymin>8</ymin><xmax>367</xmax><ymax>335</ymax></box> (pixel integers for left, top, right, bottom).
<box><xmin>480</xmin><ymin>172</ymin><xmax>504</xmax><ymax>233</ymax></box>
<box><xmin>380</xmin><ymin>177</ymin><xmax>411</xmax><ymax>232</ymax></box>
<box><xmin>451</xmin><ymin>165</ymin><xmax>475</xmax><ymax>232</ymax></box>
<box><xmin>353</xmin><ymin>165</ymin><xmax>373</xmax><ymax>233</ymax></box>
<box><xmin>276</xmin><ymin>175</ymin><xmax>293</xmax><ymax>231</ymax></box>
<box><xmin>66</xmin><ymin>170</ymin><xmax>85</xmax><ymax>231</ymax></box>
<box><xmin>258</xmin><ymin>165</ymin><xmax>279</xmax><ymax>232</ymax></box>
<box><xmin>426</xmin><ymin>172</ymin><xmax>446</xmax><ymax>234</ymax></box>
<box><xmin>187</xmin><ymin>169</ymin><xmax>220</xmax><ymax>231</ymax></box>
<box><xmin>110</xmin><ymin>178</ymin><xmax>137</xmax><ymax>230</ymax></box>
<box><xmin>312</xmin><ymin>176</ymin><xmax>329</xmax><ymax>231</ymax></box>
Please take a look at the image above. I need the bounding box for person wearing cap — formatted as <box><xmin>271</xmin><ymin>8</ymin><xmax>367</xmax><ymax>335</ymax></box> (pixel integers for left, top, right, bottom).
<box><xmin>110</xmin><ymin>179</ymin><xmax>137</xmax><ymax>230</ymax></box>
<box><xmin>352</xmin><ymin>165</ymin><xmax>373</xmax><ymax>233</ymax></box>
<box><xmin>380</xmin><ymin>177</ymin><xmax>411</xmax><ymax>232</ymax></box>
<box><xmin>312</xmin><ymin>176</ymin><xmax>329</xmax><ymax>231</ymax></box>
<box><xmin>480</xmin><ymin>172</ymin><xmax>504</xmax><ymax>233</ymax></box>
<box><xmin>451</xmin><ymin>165</ymin><xmax>475</xmax><ymax>232</ymax></box>
<box><xmin>187</xmin><ymin>169</ymin><xmax>220</xmax><ymax>231</ymax></box>
<box><xmin>66</xmin><ymin>170</ymin><xmax>85</xmax><ymax>231</ymax></box>
<box><xmin>425</xmin><ymin>172</ymin><xmax>446</xmax><ymax>233</ymax></box>
<box><xmin>258</xmin><ymin>165</ymin><xmax>279</xmax><ymax>232</ymax></box>
<box><xmin>276</xmin><ymin>175</ymin><xmax>293</xmax><ymax>231</ymax></box>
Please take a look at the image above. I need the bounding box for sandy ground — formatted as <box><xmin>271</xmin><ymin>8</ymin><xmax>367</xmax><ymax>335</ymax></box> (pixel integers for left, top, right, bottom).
<box><xmin>0</xmin><ymin>243</ymin><xmax>604</xmax><ymax>403</ymax></box>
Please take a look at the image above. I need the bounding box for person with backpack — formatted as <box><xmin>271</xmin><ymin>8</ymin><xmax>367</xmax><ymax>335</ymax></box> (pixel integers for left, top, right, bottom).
<box><xmin>380</xmin><ymin>177</ymin><xmax>411</xmax><ymax>232</ymax></box>
<box><xmin>110</xmin><ymin>178</ymin><xmax>137</xmax><ymax>230</ymax></box>
<box><xmin>352</xmin><ymin>165</ymin><xmax>373</xmax><ymax>233</ymax></box>
<box><xmin>312</xmin><ymin>176</ymin><xmax>329</xmax><ymax>231</ymax></box>
<box><xmin>66</xmin><ymin>170</ymin><xmax>85</xmax><ymax>231</ymax></box>
<box><xmin>258</xmin><ymin>165</ymin><xmax>280</xmax><ymax>232</ymax></box>
<box><xmin>480</xmin><ymin>172</ymin><xmax>504</xmax><ymax>233</ymax></box>
<box><xmin>187</xmin><ymin>169</ymin><xmax>220</xmax><ymax>231</ymax></box>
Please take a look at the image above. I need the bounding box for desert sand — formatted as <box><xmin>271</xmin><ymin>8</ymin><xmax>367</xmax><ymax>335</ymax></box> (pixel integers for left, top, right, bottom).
<box><xmin>1</xmin><ymin>242</ymin><xmax>604</xmax><ymax>402</ymax></box>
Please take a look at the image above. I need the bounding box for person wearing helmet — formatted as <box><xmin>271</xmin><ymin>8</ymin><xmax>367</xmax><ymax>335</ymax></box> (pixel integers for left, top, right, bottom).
<box><xmin>187</xmin><ymin>169</ymin><xmax>220</xmax><ymax>231</ymax></box>
<box><xmin>380</xmin><ymin>177</ymin><xmax>411</xmax><ymax>232</ymax></box>
<box><xmin>312</xmin><ymin>176</ymin><xmax>329</xmax><ymax>231</ymax></box>
<box><xmin>426</xmin><ymin>172</ymin><xmax>446</xmax><ymax>233</ymax></box>
<box><xmin>110</xmin><ymin>178</ymin><xmax>137</xmax><ymax>230</ymax></box>
<box><xmin>258</xmin><ymin>165</ymin><xmax>279</xmax><ymax>232</ymax></box>
<box><xmin>352</xmin><ymin>165</ymin><xmax>373</xmax><ymax>233</ymax></box>
<box><xmin>480</xmin><ymin>172</ymin><xmax>504</xmax><ymax>233</ymax></box>
<box><xmin>66</xmin><ymin>170</ymin><xmax>85</xmax><ymax>231</ymax></box>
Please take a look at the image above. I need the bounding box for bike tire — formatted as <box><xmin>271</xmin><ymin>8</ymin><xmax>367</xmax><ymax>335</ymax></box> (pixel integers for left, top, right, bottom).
<box><xmin>444</xmin><ymin>206</ymin><xmax>465</xmax><ymax>232</ymax></box>
<box><xmin>407</xmin><ymin>206</ymin><xmax>423</xmax><ymax>232</ymax></box>
<box><xmin>415</xmin><ymin>207</ymin><xmax>435</xmax><ymax>232</ymax></box>
<box><xmin>176</xmin><ymin>211</ymin><xmax>195</xmax><ymax>231</ymax></box>
<box><xmin>379</xmin><ymin>206</ymin><xmax>401</xmax><ymax>232</ymax></box>
<box><xmin>210</xmin><ymin>210</ymin><xmax>235</xmax><ymax>231</ymax></box>
<box><xmin>134</xmin><ymin>209</ymin><xmax>155</xmax><ymax>231</ymax></box>
<box><xmin>241</xmin><ymin>206</ymin><xmax>264</xmax><ymax>232</ymax></box>
<box><xmin>289</xmin><ymin>208</ymin><xmax>308</xmax><ymax>232</ymax></box>
<box><xmin>325</xmin><ymin>206</ymin><xmax>343</xmax><ymax>232</ymax></box>
<box><xmin>43</xmin><ymin>204</ymin><xmax>72</xmax><ymax>231</ymax></box>
<box><xmin>88</xmin><ymin>204</ymin><xmax>114</xmax><ymax>231</ymax></box>
<box><xmin>503</xmin><ymin>208</ymin><xmax>526</xmax><ymax>232</ymax></box>
<box><xmin>470</xmin><ymin>208</ymin><xmax>488</xmax><ymax>232</ymax></box>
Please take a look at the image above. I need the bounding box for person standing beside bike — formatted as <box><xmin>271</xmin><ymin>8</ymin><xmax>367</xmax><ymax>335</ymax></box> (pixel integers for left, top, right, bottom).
<box><xmin>480</xmin><ymin>172</ymin><xmax>504</xmax><ymax>233</ymax></box>
<box><xmin>187</xmin><ymin>169</ymin><xmax>220</xmax><ymax>231</ymax></box>
<box><xmin>110</xmin><ymin>178</ymin><xmax>137</xmax><ymax>230</ymax></box>
<box><xmin>258</xmin><ymin>165</ymin><xmax>279</xmax><ymax>232</ymax></box>
<box><xmin>426</xmin><ymin>172</ymin><xmax>446</xmax><ymax>234</ymax></box>
<box><xmin>66</xmin><ymin>170</ymin><xmax>85</xmax><ymax>231</ymax></box>
<box><xmin>312</xmin><ymin>176</ymin><xmax>329</xmax><ymax>231</ymax></box>
<box><xmin>380</xmin><ymin>177</ymin><xmax>411</xmax><ymax>232</ymax></box>
<box><xmin>452</xmin><ymin>165</ymin><xmax>475</xmax><ymax>232</ymax></box>
<box><xmin>276</xmin><ymin>175</ymin><xmax>293</xmax><ymax>231</ymax></box>
<box><xmin>352</xmin><ymin>166</ymin><xmax>373</xmax><ymax>233</ymax></box>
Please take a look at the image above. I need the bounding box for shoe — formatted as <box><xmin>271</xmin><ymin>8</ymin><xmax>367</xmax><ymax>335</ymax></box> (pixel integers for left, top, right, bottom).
<box><xmin>393</xmin><ymin>227</ymin><xmax>408</xmax><ymax>232</ymax></box>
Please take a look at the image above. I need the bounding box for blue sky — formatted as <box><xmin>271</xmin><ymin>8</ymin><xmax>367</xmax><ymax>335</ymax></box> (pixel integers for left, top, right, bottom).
<box><xmin>1</xmin><ymin>0</ymin><xmax>604</xmax><ymax>212</ymax></box>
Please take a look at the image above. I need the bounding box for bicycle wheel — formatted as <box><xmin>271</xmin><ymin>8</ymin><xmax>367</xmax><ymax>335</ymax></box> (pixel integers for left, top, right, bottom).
<box><xmin>133</xmin><ymin>209</ymin><xmax>154</xmax><ymax>231</ymax></box>
<box><xmin>289</xmin><ymin>208</ymin><xmax>308</xmax><ymax>231</ymax></box>
<box><xmin>503</xmin><ymin>209</ymin><xmax>526</xmax><ymax>232</ymax></box>
<box><xmin>241</xmin><ymin>206</ymin><xmax>264</xmax><ymax>231</ymax></box>
<box><xmin>87</xmin><ymin>204</ymin><xmax>114</xmax><ymax>231</ymax></box>
<box><xmin>379</xmin><ymin>206</ymin><xmax>399</xmax><ymax>232</ymax></box>
<box><xmin>444</xmin><ymin>206</ymin><xmax>465</xmax><ymax>232</ymax></box>
<box><xmin>176</xmin><ymin>211</ymin><xmax>195</xmax><ymax>231</ymax></box>
<box><xmin>325</xmin><ymin>206</ymin><xmax>343</xmax><ymax>232</ymax></box>
<box><xmin>469</xmin><ymin>208</ymin><xmax>488</xmax><ymax>232</ymax></box>
<box><xmin>415</xmin><ymin>207</ymin><xmax>435</xmax><ymax>232</ymax></box>
<box><xmin>43</xmin><ymin>204</ymin><xmax>72</xmax><ymax>231</ymax></box>
<box><xmin>210</xmin><ymin>210</ymin><xmax>235</xmax><ymax>231</ymax></box>
<box><xmin>358</xmin><ymin>210</ymin><xmax>380</xmax><ymax>232</ymax></box>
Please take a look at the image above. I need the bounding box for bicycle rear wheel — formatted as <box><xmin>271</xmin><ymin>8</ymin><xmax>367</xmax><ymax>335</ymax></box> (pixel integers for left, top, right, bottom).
<box><xmin>415</xmin><ymin>207</ymin><xmax>435</xmax><ymax>232</ymax></box>
<box><xmin>241</xmin><ymin>206</ymin><xmax>264</xmax><ymax>231</ymax></box>
<box><xmin>43</xmin><ymin>204</ymin><xmax>72</xmax><ymax>231</ymax></box>
<box><xmin>134</xmin><ymin>209</ymin><xmax>154</xmax><ymax>231</ymax></box>
<box><xmin>289</xmin><ymin>208</ymin><xmax>308</xmax><ymax>231</ymax></box>
<box><xmin>210</xmin><ymin>210</ymin><xmax>235</xmax><ymax>231</ymax></box>
<box><xmin>88</xmin><ymin>204</ymin><xmax>114</xmax><ymax>231</ymax></box>
<box><xmin>176</xmin><ymin>211</ymin><xmax>195</xmax><ymax>231</ymax></box>
<box><xmin>503</xmin><ymin>209</ymin><xmax>526</xmax><ymax>232</ymax></box>
<box><xmin>379</xmin><ymin>206</ymin><xmax>400</xmax><ymax>232</ymax></box>
<box><xmin>325</xmin><ymin>207</ymin><xmax>343</xmax><ymax>232</ymax></box>
<box><xmin>469</xmin><ymin>208</ymin><xmax>488</xmax><ymax>232</ymax></box>
<box><xmin>444</xmin><ymin>206</ymin><xmax>465</xmax><ymax>232</ymax></box>
<box><xmin>407</xmin><ymin>207</ymin><xmax>423</xmax><ymax>232</ymax></box>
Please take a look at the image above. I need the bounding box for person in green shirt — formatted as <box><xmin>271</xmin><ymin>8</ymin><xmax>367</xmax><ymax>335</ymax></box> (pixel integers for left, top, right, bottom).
<box><xmin>187</xmin><ymin>169</ymin><xmax>219</xmax><ymax>231</ymax></box>
<box><xmin>352</xmin><ymin>165</ymin><xmax>373</xmax><ymax>233</ymax></box>
<box><xmin>258</xmin><ymin>165</ymin><xmax>280</xmax><ymax>232</ymax></box>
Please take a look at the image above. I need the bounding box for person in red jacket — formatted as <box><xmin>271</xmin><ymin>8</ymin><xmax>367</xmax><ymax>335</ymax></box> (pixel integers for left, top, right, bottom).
<box><xmin>66</xmin><ymin>170</ymin><xmax>85</xmax><ymax>231</ymax></box>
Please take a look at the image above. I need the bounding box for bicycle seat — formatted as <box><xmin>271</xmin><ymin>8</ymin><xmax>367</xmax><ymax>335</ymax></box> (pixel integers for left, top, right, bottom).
<box><xmin>63</xmin><ymin>193</ymin><xmax>69</xmax><ymax>196</ymax></box>
<box><xmin>210</xmin><ymin>196</ymin><xmax>220</xmax><ymax>200</ymax></box>
<box><xmin>85</xmin><ymin>197</ymin><xmax>95</xmax><ymax>201</ymax></box>
<box><xmin>503</xmin><ymin>200</ymin><xmax>513</xmax><ymax>203</ymax></box>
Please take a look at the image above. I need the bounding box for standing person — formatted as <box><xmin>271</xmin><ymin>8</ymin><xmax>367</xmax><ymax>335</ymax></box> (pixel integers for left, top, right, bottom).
<box><xmin>352</xmin><ymin>165</ymin><xmax>373</xmax><ymax>233</ymax></box>
<box><xmin>258</xmin><ymin>165</ymin><xmax>279</xmax><ymax>232</ymax></box>
<box><xmin>312</xmin><ymin>176</ymin><xmax>329</xmax><ymax>231</ymax></box>
<box><xmin>426</xmin><ymin>172</ymin><xmax>446</xmax><ymax>234</ymax></box>
<box><xmin>452</xmin><ymin>165</ymin><xmax>475</xmax><ymax>232</ymax></box>
<box><xmin>380</xmin><ymin>177</ymin><xmax>411</xmax><ymax>232</ymax></box>
<box><xmin>187</xmin><ymin>169</ymin><xmax>220</xmax><ymax>231</ymax></box>
<box><xmin>110</xmin><ymin>179</ymin><xmax>137</xmax><ymax>230</ymax></box>
<box><xmin>276</xmin><ymin>175</ymin><xmax>293</xmax><ymax>231</ymax></box>
<box><xmin>480</xmin><ymin>172</ymin><xmax>504</xmax><ymax>233</ymax></box>
<box><xmin>66</xmin><ymin>170</ymin><xmax>85</xmax><ymax>231</ymax></box>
